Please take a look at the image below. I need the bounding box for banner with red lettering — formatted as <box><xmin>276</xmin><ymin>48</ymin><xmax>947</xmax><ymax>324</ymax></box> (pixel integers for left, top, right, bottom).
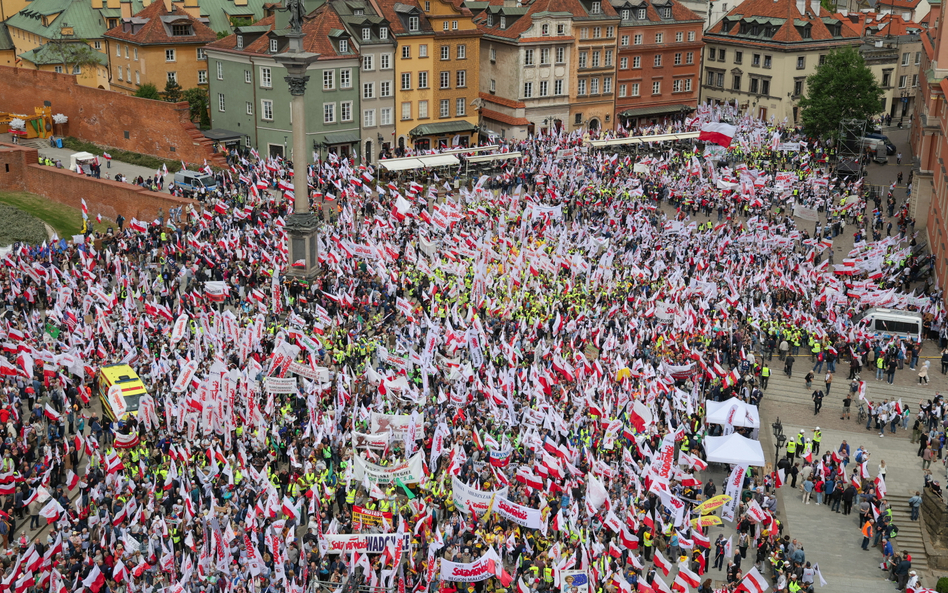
<box><xmin>452</xmin><ymin>476</ymin><xmax>508</xmax><ymax>516</ymax></box>
<box><xmin>492</xmin><ymin>497</ymin><xmax>541</xmax><ymax>529</ymax></box>
<box><xmin>352</xmin><ymin>505</ymin><xmax>394</xmax><ymax>527</ymax></box>
<box><xmin>439</xmin><ymin>549</ymin><xmax>502</xmax><ymax>582</ymax></box>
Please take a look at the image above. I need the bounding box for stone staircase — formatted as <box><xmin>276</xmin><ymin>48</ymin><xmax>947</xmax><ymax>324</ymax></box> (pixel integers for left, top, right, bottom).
<box><xmin>762</xmin><ymin>358</ymin><xmax>921</xmax><ymax>422</ymax></box>
<box><xmin>886</xmin><ymin>492</ymin><xmax>930</xmax><ymax>574</ymax></box>
<box><xmin>17</xmin><ymin>137</ymin><xmax>53</xmax><ymax>150</ymax></box>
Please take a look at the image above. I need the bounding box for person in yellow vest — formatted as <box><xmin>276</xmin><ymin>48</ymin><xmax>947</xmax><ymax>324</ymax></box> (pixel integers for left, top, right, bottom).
<box><xmin>812</xmin><ymin>428</ymin><xmax>822</xmax><ymax>455</ymax></box>
<box><xmin>786</xmin><ymin>438</ymin><xmax>797</xmax><ymax>462</ymax></box>
<box><xmin>761</xmin><ymin>365</ymin><xmax>770</xmax><ymax>390</ymax></box>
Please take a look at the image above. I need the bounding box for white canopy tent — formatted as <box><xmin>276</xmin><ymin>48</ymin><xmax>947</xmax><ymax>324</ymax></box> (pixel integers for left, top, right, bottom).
<box><xmin>69</xmin><ymin>151</ymin><xmax>95</xmax><ymax>173</ymax></box>
<box><xmin>705</xmin><ymin>398</ymin><xmax>761</xmax><ymax>428</ymax></box>
<box><xmin>586</xmin><ymin>132</ymin><xmax>699</xmax><ymax>149</ymax></box>
<box><xmin>380</xmin><ymin>153</ymin><xmax>460</xmax><ymax>172</ymax></box>
<box><xmin>703</xmin><ymin>433</ymin><xmax>765</xmax><ymax>466</ymax></box>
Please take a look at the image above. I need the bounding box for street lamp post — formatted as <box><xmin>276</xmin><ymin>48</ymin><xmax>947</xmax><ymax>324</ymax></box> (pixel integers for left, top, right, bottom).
<box><xmin>275</xmin><ymin>0</ymin><xmax>320</xmax><ymax>279</ymax></box>
<box><xmin>775</xmin><ymin>434</ymin><xmax>786</xmax><ymax>464</ymax></box>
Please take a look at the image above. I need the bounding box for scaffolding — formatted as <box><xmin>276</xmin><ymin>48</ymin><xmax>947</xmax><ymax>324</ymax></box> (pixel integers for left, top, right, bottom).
<box><xmin>836</xmin><ymin>118</ymin><xmax>867</xmax><ymax>178</ymax></box>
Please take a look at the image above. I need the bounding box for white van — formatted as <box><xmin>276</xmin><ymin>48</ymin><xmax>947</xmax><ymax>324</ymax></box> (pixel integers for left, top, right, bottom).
<box><xmin>859</xmin><ymin>308</ymin><xmax>923</xmax><ymax>341</ymax></box>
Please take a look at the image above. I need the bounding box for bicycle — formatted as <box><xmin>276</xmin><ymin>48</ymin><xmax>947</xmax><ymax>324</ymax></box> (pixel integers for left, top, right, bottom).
<box><xmin>857</xmin><ymin>404</ymin><xmax>867</xmax><ymax>424</ymax></box>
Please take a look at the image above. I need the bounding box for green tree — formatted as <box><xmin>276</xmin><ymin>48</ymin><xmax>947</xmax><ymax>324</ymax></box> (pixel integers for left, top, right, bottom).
<box><xmin>182</xmin><ymin>87</ymin><xmax>210</xmax><ymax>127</ymax></box>
<box><xmin>798</xmin><ymin>46</ymin><xmax>883</xmax><ymax>139</ymax></box>
<box><xmin>163</xmin><ymin>78</ymin><xmax>183</xmax><ymax>103</ymax></box>
<box><xmin>46</xmin><ymin>35</ymin><xmax>103</xmax><ymax>77</ymax></box>
<box><xmin>134</xmin><ymin>83</ymin><xmax>161</xmax><ymax>100</ymax></box>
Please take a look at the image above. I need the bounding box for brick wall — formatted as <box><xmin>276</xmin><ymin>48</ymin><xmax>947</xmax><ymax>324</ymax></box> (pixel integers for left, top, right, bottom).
<box><xmin>0</xmin><ymin>144</ymin><xmax>194</xmax><ymax>222</ymax></box>
<box><xmin>0</xmin><ymin>66</ymin><xmax>225</xmax><ymax>167</ymax></box>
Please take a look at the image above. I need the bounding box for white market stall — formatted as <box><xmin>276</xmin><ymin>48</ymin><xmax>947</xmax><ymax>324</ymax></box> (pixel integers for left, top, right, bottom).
<box><xmin>705</xmin><ymin>398</ymin><xmax>761</xmax><ymax>428</ymax></box>
<box><xmin>703</xmin><ymin>433</ymin><xmax>765</xmax><ymax>466</ymax></box>
<box><xmin>69</xmin><ymin>152</ymin><xmax>95</xmax><ymax>174</ymax></box>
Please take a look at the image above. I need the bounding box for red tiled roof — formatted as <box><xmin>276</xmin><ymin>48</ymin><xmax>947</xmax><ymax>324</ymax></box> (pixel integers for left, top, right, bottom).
<box><xmin>481</xmin><ymin>107</ymin><xmax>531</xmax><ymax>125</ymax></box>
<box><xmin>518</xmin><ymin>35</ymin><xmax>575</xmax><ymax>42</ymax></box>
<box><xmin>475</xmin><ymin>0</ymin><xmax>618</xmax><ymax>40</ymax></box>
<box><xmin>707</xmin><ymin>0</ymin><xmax>861</xmax><ymax>43</ymax></box>
<box><xmin>205</xmin><ymin>4</ymin><xmax>350</xmax><ymax>57</ymax></box>
<box><xmin>104</xmin><ymin>1</ymin><xmax>217</xmax><ymax>45</ymax></box>
<box><xmin>374</xmin><ymin>0</ymin><xmax>435</xmax><ymax>35</ymax></box>
<box><xmin>479</xmin><ymin>91</ymin><xmax>525</xmax><ymax>108</ymax></box>
<box><xmin>612</xmin><ymin>0</ymin><xmax>703</xmax><ymax>24</ymax></box>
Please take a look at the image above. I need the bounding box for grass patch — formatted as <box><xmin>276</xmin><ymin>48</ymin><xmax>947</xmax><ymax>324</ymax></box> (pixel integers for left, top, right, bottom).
<box><xmin>61</xmin><ymin>137</ymin><xmax>185</xmax><ymax>173</ymax></box>
<box><xmin>0</xmin><ymin>191</ymin><xmax>112</xmax><ymax>240</ymax></box>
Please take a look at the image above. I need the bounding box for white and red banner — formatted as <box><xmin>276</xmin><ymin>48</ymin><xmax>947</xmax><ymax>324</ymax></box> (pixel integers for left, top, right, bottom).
<box><xmin>439</xmin><ymin>549</ymin><xmax>502</xmax><ymax>582</ymax></box>
<box><xmin>699</xmin><ymin>122</ymin><xmax>737</xmax><ymax>148</ymax></box>
<box><xmin>352</xmin><ymin>452</ymin><xmax>425</xmax><ymax>485</ymax></box>
<box><xmin>453</xmin><ymin>476</ymin><xmax>508</xmax><ymax>516</ymax></box>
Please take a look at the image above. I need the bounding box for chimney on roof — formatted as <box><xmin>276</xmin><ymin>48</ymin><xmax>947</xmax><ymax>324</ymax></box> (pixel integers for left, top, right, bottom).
<box><xmin>795</xmin><ymin>0</ymin><xmax>806</xmax><ymax>16</ymax></box>
<box><xmin>809</xmin><ymin>0</ymin><xmax>820</xmax><ymax>15</ymax></box>
<box><xmin>120</xmin><ymin>0</ymin><xmax>133</xmax><ymax>17</ymax></box>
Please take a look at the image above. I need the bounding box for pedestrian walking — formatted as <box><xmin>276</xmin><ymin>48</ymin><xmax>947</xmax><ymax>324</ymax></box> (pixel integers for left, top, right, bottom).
<box><xmin>812</xmin><ymin>390</ymin><xmax>824</xmax><ymax>415</ymax></box>
<box><xmin>897</xmin><ymin>152</ymin><xmax>902</xmax><ymax>165</ymax></box>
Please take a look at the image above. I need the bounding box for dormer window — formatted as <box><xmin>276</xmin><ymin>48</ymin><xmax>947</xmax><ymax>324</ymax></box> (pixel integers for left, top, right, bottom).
<box><xmin>621</xmin><ymin>9</ymin><xmax>629</xmax><ymax>19</ymax></box>
<box><xmin>339</xmin><ymin>38</ymin><xmax>349</xmax><ymax>52</ymax></box>
<box><xmin>408</xmin><ymin>15</ymin><xmax>419</xmax><ymax>31</ymax></box>
<box><xmin>542</xmin><ymin>23</ymin><xmax>549</xmax><ymax>35</ymax></box>
<box><xmin>354</xmin><ymin>8</ymin><xmax>364</xmax><ymax>14</ymax></box>
<box><xmin>362</xmin><ymin>27</ymin><xmax>371</xmax><ymax>40</ymax></box>
<box><xmin>236</xmin><ymin>35</ymin><xmax>243</xmax><ymax>49</ymax></box>
<box><xmin>487</xmin><ymin>14</ymin><xmax>493</xmax><ymax>26</ymax></box>
<box><xmin>172</xmin><ymin>24</ymin><xmax>192</xmax><ymax>36</ymax></box>
<box><xmin>380</xmin><ymin>27</ymin><xmax>388</xmax><ymax>39</ymax></box>
<box><xmin>270</xmin><ymin>38</ymin><xmax>278</xmax><ymax>51</ymax></box>
<box><xmin>500</xmin><ymin>16</ymin><xmax>506</xmax><ymax>28</ymax></box>
<box><xmin>591</xmin><ymin>1</ymin><xmax>601</xmax><ymax>13</ymax></box>
<box><xmin>637</xmin><ymin>8</ymin><xmax>646</xmax><ymax>19</ymax></box>
<box><xmin>661</xmin><ymin>6</ymin><xmax>671</xmax><ymax>18</ymax></box>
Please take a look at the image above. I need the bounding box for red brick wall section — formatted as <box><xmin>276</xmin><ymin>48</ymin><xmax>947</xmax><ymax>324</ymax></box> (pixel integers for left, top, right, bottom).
<box><xmin>0</xmin><ymin>67</ymin><xmax>226</xmax><ymax>167</ymax></box>
<box><xmin>0</xmin><ymin>144</ymin><xmax>194</xmax><ymax>222</ymax></box>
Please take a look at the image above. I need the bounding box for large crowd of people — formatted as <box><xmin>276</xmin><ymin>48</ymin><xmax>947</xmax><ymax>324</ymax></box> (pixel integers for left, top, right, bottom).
<box><xmin>0</xmin><ymin>105</ymin><xmax>940</xmax><ymax>593</ymax></box>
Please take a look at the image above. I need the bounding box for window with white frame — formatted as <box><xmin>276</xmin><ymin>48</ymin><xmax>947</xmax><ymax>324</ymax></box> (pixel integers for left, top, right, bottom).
<box><xmin>490</xmin><ymin>79</ymin><xmax>496</xmax><ymax>92</ymax></box>
<box><xmin>269</xmin><ymin>39</ymin><xmax>278</xmax><ymax>53</ymax></box>
<box><xmin>402</xmin><ymin>72</ymin><xmax>411</xmax><ymax>89</ymax></box>
<box><xmin>363</xmin><ymin>82</ymin><xmax>375</xmax><ymax>99</ymax></box>
<box><xmin>590</xmin><ymin>78</ymin><xmax>599</xmax><ymax>94</ymax></box>
<box><xmin>685</xmin><ymin>78</ymin><xmax>692</xmax><ymax>91</ymax></box>
<box><xmin>440</xmin><ymin>99</ymin><xmax>449</xmax><ymax>117</ymax></box>
<box><xmin>607</xmin><ymin>26</ymin><xmax>614</xmax><ymax>37</ymax></box>
<box><xmin>686</xmin><ymin>52</ymin><xmax>693</xmax><ymax>64</ymax></box>
<box><xmin>577</xmin><ymin>79</ymin><xmax>586</xmax><ymax>94</ymax></box>
<box><xmin>260</xmin><ymin>67</ymin><xmax>271</xmax><ymax>87</ymax></box>
<box><xmin>218</xmin><ymin>93</ymin><xmax>225</xmax><ymax>111</ymax></box>
<box><xmin>603</xmin><ymin>76</ymin><xmax>612</xmax><ymax>93</ymax></box>
<box><xmin>605</xmin><ymin>49</ymin><xmax>613</xmax><ymax>66</ymax></box>
<box><xmin>246</xmin><ymin>101</ymin><xmax>253</xmax><ymax>115</ymax></box>
<box><xmin>655</xmin><ymin>33</ymin><xmax>663</xmax><ymax>43</ymax></box>
<box><xmin>593</xmin><ymin>26</ymin><xmax>601</xmax><ymax>38</ymax></box>
<box><xmin>542</xmin><ymin>24</ymin><xmax>550</xmax><ymax>35</ymax></box>
<box><xmin>364</xmin><ymin>109</ymin><xmax>376</xmax><ymax>127</ymax></box>
<box><xmin>94</xmin><ymin>40</ymin><xmax>102</xmax><ymax>50</ymax></box>
<box><xmin>261</xmin><ymin>99</ymin><xmax>273</xmax><ymax>120</ymax></box>
<box><xmin>621</xmin><ymin>35</ymin><xmax>629</xmax><ymax>46</ymax></box>
<box><xmin>443</xmin><ymin>20</ymin><xmax>449</xmax><ymax>30</ymax></box>
<box><xmin>381</xmin><ymin>53</ymin><xmax>391</xmax><ymax>69</ymax></box>
<box><xmin>441</xmin><ymin>45</ymin><xmax>449</xmax><ymax>60</ymax></box>
<box><xmin>457</xmin><ymin>44</ymin><xmax>466</xmax><ymax>59</ymax></box>
<box><xmin>380</xmin><ymin>81</ymin><xmax>392</xmax><ymax>96</ymax></box>
<box><xmin>673</xmin><ymin>79</ymin><xmax>682</xmax><ymax>92</ymax></box>
<box><xmin>363</xmin><ymin>55</ymin><xmax>374</xmax><ymax>71</ymax></box>
<box><xmin>363</xmin><ymin>28</ymin><xmax>371</xmax><ymax>40</ymax></box>
<box><xmin>402</xmin><ymin>46</ymin><xmax>411</xmax><ymax>58</ymax></box>
<box><xmin>634</xmin><ymin>33</ymin><xmax>642</xmax><ymax>44</ymax></box>
<box><xmin>654</xmin><ymin>54</ymin><xmax>662</xmax><ymax>66</ymax></box>
<box><xmin>557</xmin><ymin>23</ymin><xmax>565</xmax><ymax>34</ymax></box>
<box><xmin>340</xmin><ymin>68</ymin><xmax>351</xmax><ymax>88</ymax></box>
<box><xmin>554</xmin><ymin>79</ymin><xmax>563</xmax><ymax>94</ymax></box>
<box><xmin>556</xmin><ymin>46</ymin><xmax>565</xmax><ymax>63</ymax></box>
<box><xmin>676</xmin><ymin>31</ymin><xmax>683</xmax><ymax>42</ymax></box>
<box><xmin>539</xmin><ymin>80</ymin><xmax>548</xmax><ymax>96</ymax></box>
<box><xmin>418</xmin><ymin>71</ymin><xmax>428</xmax><ymax>88</ymax></box>
<box><xmin>619</xmin><ymin>84</ymin><xmax>626</xmax><ymax>97</ymax></box>
<box><xmin>380</xmin><ymin>107</ymin><xmax>392</xmax><ymax>125</ymax></box>
<box><xmin>341</xmin><ymin>101</ymin><xmax>352</xmax><ymax>122</ymax></box>
<box><xmin>409</xmin><ymin>16</ymin><xmax>419</xmax><ymax>31</ymax></box>
<box><xmin>236</xmin><ymin>36</ymin><xmax>243</xmax><ymax>49</ymax></box>
<box><xmin>633</xmin><ymin>56</ymin><xmax>641</xmax><ymax>68</ymax></box>
<box><xmin>452</xmin><ymin>20</ymin><xmax>457</xmax><ymax>29</ymax></box>
<box><xmin>419</xmin><ymin>100</ymin><xmax>428</xmax><ymax>118</ymax></box>
<box><xmin>456</xmin><ymin>70</ymin><xmax>466</xmax><ymax>87</ymax></box>
<box><xmin>490</xmin><ymin>47</ymin><xmax>497</xmax><ymax>61</ymax></box>
<box><xmin>135</xmin><ymin>71</ymin><xmax>140</xmax><ymax>84</ymax></box>
<box><xmin>524</xmin><ymin>82</ymin><xmax>533</xmax><ymax>98</ymax></box>
<box><xmin>579</xmin><ymin>52</ymin><xmax>587</xmax><ymax>68</ymax></box>
<box><xmin>166</xmin><ymin>48</ymin><xmax>175</xmax><ymax>62</ymax></box>
<box><xmin>631</xmin><ymin>82</ymin><xmax>639</xmax><ymax>96</ymax></box>
<box><xmin>401</xmin><ymin>102</ymin><xmax>411</xmax><ymax>120</ymax></box>
<box><xmin>525</xmin><ymin>49</ymin><xmax>535</xmax><ymax>65</ymax></box>
<box><xmin>339</xmin><ymin>39</ymin><xmax>349</xmax><ymax>52</ymax></box>
<box><xmin>620</xmin><ymin>57</ymin><xmax>628</xmax><ymax>69</ymax></box>
<box><xmin>688</xmin><ymin>31</ymin><xmax>695</xmax><ymax>41</ymax></box>
<box><xmin>380</xmin><ymin>27</ymin><xmax>388</xmax><ymax>39</ymax></box>
<box><xmin>456</xmin><ymin>97</ymin><xmax>465</xmax><ymax>115</ymax></box>
<box><xmin>244</xmin><ymin>69</ymin><xmax>251</xmax><ymax>83</ymax></box>
<box><xmin>323</xmin><ymin>70</ymin><xmax>335</xmax><ymax>90</ymax></box>
<box><xmin>592</xmin><ymin>51</ymin><xmax>600</xmax><ymax>67</ymax></box>
<box><xmin>440</xmin><ymin>71</ymin><xmax>450</xmax><ymax>88</ymax></box>
<box><xmin>674</xmin><ymin>52</ymin><xmax>681</xmax><ymax>65</ymax></box>
<box><xmin>541</xmin><ymin>48</ymin><xmax>550</xmax><ymax>64</ymax></box>
<box><xmin>652</xmin><ymin>80</ymin><xmax>660</xmax><ymax>94</ymax></box>
<box><xmin>167</xmin><ymin>71</ymin><xmax>177</xmax><ymax>82</ymax></box>
<box><xmin>197</xmin><ymin>48</ymin><xmax>206</xmax><ymax>60</ymax></box>
<box><xmin>324</xmin><ymin>103</ymin><xmax>335</xmax><ymax>123</ymax></box>
<box><xmin>117</xmin><ymin>67</ymin><xmax>123</xmax><ymax>81</ymax></box>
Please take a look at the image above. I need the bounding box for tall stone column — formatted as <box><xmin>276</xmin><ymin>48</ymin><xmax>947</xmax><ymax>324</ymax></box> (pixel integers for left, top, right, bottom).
<box><xmin>275</xmin><ymin>39</ymin><xmax>319</xmax><ymax>279</ymax></box>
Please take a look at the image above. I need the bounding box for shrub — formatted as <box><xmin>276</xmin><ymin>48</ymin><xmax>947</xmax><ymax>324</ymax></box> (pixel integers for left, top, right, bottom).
<box><xmin>0</xmin><ymin>204</ymin><xmax>49</xmax><ymax>246</ymax></box>
<box><xmin>936</xmin><ymin>577</ymin><xmax>948</xmax><ymax>593</ymax></box>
